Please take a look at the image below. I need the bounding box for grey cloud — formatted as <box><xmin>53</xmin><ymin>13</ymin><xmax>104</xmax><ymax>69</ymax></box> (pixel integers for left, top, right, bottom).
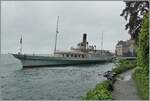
<box><xmin>1</xmin><ymin>1</ymin><xmax>130</xmax><ymax>54</ymax></box>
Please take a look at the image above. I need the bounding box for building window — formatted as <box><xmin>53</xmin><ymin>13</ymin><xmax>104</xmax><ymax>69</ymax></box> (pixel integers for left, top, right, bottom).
<box><xmin>66</xmin><ymin>54</ymin><xmax>69</xmax><ymax>57</ymax></box>
<box><xmin>82</xmin><ymin>55</ymin><xmax>84</xmax><ymax>58</ymax></box>
<box><xmin>75</xmin><ymin>54</ymin><xmax>77</xmax><ymax>58</ymax></box>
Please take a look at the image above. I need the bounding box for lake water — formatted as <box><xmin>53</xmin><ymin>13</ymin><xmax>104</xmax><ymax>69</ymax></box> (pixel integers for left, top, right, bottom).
<box><xmin>0</xmin><ymin>54</ymin><xmax>115</xmax><ymax>100</ymax></box>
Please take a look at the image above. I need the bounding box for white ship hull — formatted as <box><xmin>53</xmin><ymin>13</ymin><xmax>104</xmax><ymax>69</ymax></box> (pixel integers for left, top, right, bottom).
<box><xmin>12</xmin><ymin>54</ymin><xmax>113</xmax><ymax>68</ymax></box>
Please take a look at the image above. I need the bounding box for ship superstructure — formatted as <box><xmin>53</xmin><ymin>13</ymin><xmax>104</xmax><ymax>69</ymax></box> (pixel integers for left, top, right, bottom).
<box><xmin>54</xmin><ymin>33</ymin><xmax>113</xmax><ymax>60</ymax></box>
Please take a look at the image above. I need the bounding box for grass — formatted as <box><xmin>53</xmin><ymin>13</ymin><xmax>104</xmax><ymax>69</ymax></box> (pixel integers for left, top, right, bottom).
<box><xmin>81</xmin><ymin>80</ymin><xmax>113</xmax><ymax>100</ymax></box>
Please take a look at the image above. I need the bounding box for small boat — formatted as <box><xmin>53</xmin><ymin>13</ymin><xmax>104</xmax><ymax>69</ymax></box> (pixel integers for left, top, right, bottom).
<box><xmin>12</xmin><ymin>16</ymin><xmax>114</xmax><ymax>67</ymax></box>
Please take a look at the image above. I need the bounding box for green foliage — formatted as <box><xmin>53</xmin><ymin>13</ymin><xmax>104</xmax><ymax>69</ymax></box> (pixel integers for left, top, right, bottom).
<box><xmin>121</xmin><ymin>2</ymin><xmax>149</xmax><ymax>99</ymax></box>
<box><xmin>137</xmin><ymin>13</ymin><xmax>149</xmax><ymax>74</ymax></box>
<box><xmin>120</xmin><ymin>1</ymin><xmax>149</xmax><ymax>41</ymax></box>
<box><xmin>82</xmin><ymin>80</ymin><xmax>112</xmax><ymax>100</ymax></box>
<box><xmin>133</xmin><ymin>68</ymin><xmax>149</xmax><ymax>100</ymax></box>
<box><xmin>133</xmin><ymin>13</ymin><xmax>149</xmax><ymax>100</ymax></box>
<box><xmin>112</xmin><ymin>59</ymin><xmax>136</xmax><ymax>75</ymax></box>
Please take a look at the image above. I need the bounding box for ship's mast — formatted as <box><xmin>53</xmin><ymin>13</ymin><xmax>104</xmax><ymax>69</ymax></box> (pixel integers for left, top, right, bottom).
<box><xmin>101</xmin><ymin>32</ymin><xmax>103</xmax><ymax>55</ymax></box>
<box><xmin>54</xmin><ymin>16</ymin><xmax>59</xmax><ymax>54</ymax></box>
<box><xmin>20</xmin><ymin>34</ymin><xmax>23</xmax><ymax>54</ymax></box>
<box><xmin>0</xmin><ymin>28</ymin><xmax>2</xmax><ymax>55</ymax></box>
<box><xmin>0</xmin><ymin>27</ymin><xmax>1</xmax><ymax>58</ymax></box>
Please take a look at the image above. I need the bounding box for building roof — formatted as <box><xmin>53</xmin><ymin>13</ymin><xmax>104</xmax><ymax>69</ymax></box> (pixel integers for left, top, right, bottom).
<box><xmin>116</xmin><ymin>40</ymin><xmax>126</xmax><ymax>46</ymax></box>
<box><xmin>116</xmin><ymin>39</ymin><xmax>135</xmax><ymax>48</ymax></box>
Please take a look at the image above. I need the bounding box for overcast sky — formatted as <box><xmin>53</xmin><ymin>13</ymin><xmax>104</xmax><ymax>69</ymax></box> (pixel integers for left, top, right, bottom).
<box><xmin>1</xmin><ymin>1</ymin><xmax>130</xmax><ymax>54</ymax></box>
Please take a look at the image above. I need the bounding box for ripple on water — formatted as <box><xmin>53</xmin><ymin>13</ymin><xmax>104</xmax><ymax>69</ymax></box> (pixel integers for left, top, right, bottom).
<box><xmin>0</xmin><ymin>54</ymin><xmax>115</xmax><ymax>100</ymax></box>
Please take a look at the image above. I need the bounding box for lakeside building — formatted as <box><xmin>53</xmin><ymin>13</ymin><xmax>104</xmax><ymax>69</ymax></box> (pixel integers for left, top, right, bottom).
<box><xmin>115</xmin><ymin>39</ymin><xmax>136</xmax><ymax>57</ymax></box>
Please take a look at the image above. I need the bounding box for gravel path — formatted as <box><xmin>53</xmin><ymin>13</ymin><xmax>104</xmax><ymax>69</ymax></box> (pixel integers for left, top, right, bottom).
<box><xmin>112</xmin><ymin>69</ymin><xmax>141</xmax><ymax>100</ymax></box>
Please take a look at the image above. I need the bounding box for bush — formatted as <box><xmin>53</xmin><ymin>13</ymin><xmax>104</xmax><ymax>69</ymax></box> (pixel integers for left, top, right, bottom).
<box><xmin>112</xmin><ymin>59</ymin><xmax>136</xmax><ymax>75</ymax></box>
<box><xmin>137</xmin><ymin>13</ymin><xmax>149</xmax><ymax>75</ymax></box>
<box><xmin>133</xmin><ymin>68</ymin><xmax>149</xmax><ymax>100</ymax></box>
<box><xmin>82</xmin><ymin>80</ymin><xmax>112</xmax><ymax>100</ymax></box>
<box><xmin>134</xmin><ymin>13</ymin><xmax>149</xmax><ymax>100</ymax></box>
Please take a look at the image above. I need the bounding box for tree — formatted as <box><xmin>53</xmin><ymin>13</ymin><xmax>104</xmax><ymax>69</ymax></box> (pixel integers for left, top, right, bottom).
<box><xmin>120</xmin><ymin>1</ymin><xmax>149</xmax><ymax>42</ymax></box>
<box><xmin>121</xmin><ymin>2</ymin><xmax>149</xmax><ymax>99</ymax></box>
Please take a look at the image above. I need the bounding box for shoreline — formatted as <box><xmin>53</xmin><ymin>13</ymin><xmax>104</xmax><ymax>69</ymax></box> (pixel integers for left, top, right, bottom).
<box><xmin>82</xmin><ymin>59</ymin><xmax>137</xmax><ymax>100</ymax></box>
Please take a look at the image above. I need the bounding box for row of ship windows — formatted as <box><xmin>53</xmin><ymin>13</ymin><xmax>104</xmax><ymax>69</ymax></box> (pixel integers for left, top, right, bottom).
<box><xmin>62</xmin><ymin>54</ymin><xmax>85</xmax><ymax>58</ymax></box>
